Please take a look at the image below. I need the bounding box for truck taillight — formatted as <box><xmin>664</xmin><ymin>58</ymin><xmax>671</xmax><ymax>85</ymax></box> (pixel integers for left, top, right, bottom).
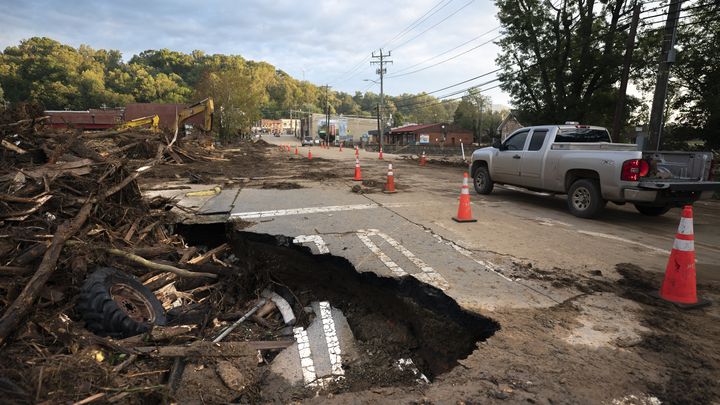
<box><xmin>621</xmin><ymin>159</ymin><xmax>650</xmax><ymax>181</ymax></box>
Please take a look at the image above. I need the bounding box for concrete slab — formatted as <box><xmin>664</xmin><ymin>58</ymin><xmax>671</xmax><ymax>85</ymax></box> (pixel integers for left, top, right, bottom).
<box><xmin>269</xmin><ymin>301</ymin><xmax>357</xmax><ymax>387</ymax></box>
<box><xmin>197</xmin><ymin>188</ymin><xmax>241</xmax><ymax>215</ymax></box>
<box><xmin>231</xmin><ymin>186</ymin><xmax>558</xmax><ymax>310</ymax></box>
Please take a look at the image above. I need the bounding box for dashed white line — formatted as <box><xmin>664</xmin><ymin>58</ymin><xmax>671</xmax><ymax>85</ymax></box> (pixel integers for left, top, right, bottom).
<box><xmin>367</xmin><ymin>229</ymin><xmax>449</xmax><ymax>290</ymax></box>
<box><xmin>356</xmin><ymin>231</ymin><xmax>409</xmax><ymax>277</ymax></box>
<box><xmin>318</xmin><ymin>302</ymin><xmax>344</xmax><ymax>377</ymax></box>
<box><xmin>293</xmin><ymin>235</ymin><xmax>330</xmax><ymax>254</ymax></box>
<box><xmin>293</xmin><ymin>327</ymin><xmax>318</xmax><ymax>386</ymax></box>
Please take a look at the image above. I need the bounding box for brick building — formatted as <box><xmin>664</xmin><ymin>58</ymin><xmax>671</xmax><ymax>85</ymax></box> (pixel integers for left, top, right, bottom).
<box><xmin>387</xmin><ymin>123</ymin><xmax>473</xmax><ymax>146</ymax></box>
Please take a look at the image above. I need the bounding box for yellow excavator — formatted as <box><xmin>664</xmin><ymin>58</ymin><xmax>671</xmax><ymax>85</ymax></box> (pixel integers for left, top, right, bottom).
<box><xmin>177</xmin><ymin>97</ymin><xmax>214</xmax><ymax>133</ymax></box>
<box><xmin>115</xmin><ymin>114</ymin><xmax>160</xmax><ymax>132</ymax></box>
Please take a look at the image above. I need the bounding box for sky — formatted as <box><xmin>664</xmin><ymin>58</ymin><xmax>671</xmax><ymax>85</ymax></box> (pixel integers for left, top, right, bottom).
<box><xmin>0</xmin><ymin>0</ymin><xmax>511</xmax><ymax>107</ymax></box>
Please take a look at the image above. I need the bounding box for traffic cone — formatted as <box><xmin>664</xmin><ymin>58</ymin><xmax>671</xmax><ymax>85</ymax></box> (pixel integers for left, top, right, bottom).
<box><xmin>339</xmin><ymin>142</ymin><xmax>343</xmax><ymax>152</ymax></box>
<box><xmin>355</xmin><ymin>146</ymin><xmax>359</xmax><ymax>158</ymax></box>
<box><xmin>658</xmin><ymin>206</ymin><xmax>709</xmax><ymax>307</ymax></box>
<box><xmin>294</xmin><ymin>146</ymin><xmax>298</xmax><ymax>155</ymax></box>
<box><xmin>384</xmin><ymin>163</ymin><xmax>397</xmax><ymax>193</ymax></box>
<box><xmin>352</xmin><ymin>158</ymin><xmax>363</xmax><ymax>181</ymax></box>
<box><xmin>308</xmin><ymin>150</ymin><xmax>312</xmax><ymax>160</ymax></box>
<box><xmin>419</xmin><ymin>151</ymin><xmax>427</xmax><ymax>166</ymax></box>
<box><xmin>452</xmin><ymin>172</ymin><xmax>477</xmax><ymax>223</ymax></box>
<box><xmin>379</xmin><ymin>147</ymin><xmax>384</xmax><ymax>160</ymax></box>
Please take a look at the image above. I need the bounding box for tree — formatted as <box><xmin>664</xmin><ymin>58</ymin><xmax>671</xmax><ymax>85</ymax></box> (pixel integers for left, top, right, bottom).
<box><xmin>194</xmin><ymin>65</ymin><xmax>264</xmax><ymax>139</ymax></box>
<box><xmin>496</xmin><ymin>0</ymin><xmax>633</xmax><ymax>126</ymax></box>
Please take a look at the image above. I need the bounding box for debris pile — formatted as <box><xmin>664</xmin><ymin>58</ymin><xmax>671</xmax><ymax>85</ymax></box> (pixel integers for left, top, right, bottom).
<box><xmin>0</xmin><ymin>110</ymin><xmax>293</xmax><ymax>403</ymax></box>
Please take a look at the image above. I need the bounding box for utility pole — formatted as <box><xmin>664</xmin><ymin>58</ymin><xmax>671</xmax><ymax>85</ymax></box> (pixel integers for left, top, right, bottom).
<box><xmin>371</xmin><ymin>49</ymin><xmax>392</xmax><ymax>148</ymax></box>
<box><xmin>612</xmin><ymin>2</ymin><xmax>641</xmax><ymax>142</ymax></box>
<box><xmin>324</xmin><ymin>85</ymin><xmax>331</xmax><ymax>143</ymax></box>
<box><xmin>647</xmin><ymin>0</ymin><xmax>683</xmax><ymax>151</ymax></box>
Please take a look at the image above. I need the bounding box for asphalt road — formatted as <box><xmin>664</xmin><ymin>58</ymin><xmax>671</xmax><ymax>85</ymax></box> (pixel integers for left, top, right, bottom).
<box><xmin>267</xmin><ymin>135</ymin><xmax>720</xmax><ymax>284</ymax></box>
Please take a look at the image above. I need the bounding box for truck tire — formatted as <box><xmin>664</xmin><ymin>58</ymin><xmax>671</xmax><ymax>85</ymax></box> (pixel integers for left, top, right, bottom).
<box><xmin>76</xmin><ymin>267</ymin><xmax>166</xmax><ymax>338</ymax></box>
<box><xmin>567</xmin><ymin>179</ymin><xmax>606</xmax><ymax>218</ymax></box>
<box><xmin>634</xmin><ymin>204</ymin><xmax>672</xmax><ymax>216</ymax></box>
<box><xmin>473</xmin><ymin>166</ymin><xmax>494</xmax><ymax>195</ymax></box>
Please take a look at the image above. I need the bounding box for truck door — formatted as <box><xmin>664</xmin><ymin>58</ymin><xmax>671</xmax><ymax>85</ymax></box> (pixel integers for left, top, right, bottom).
<box><xmin>493</xmin><ymin>130</ymin><xmax>529</xmax><ymax>183</ymax></box>
<box><xmin>516</xmin><ymin>129</ymin><xmax>549</xmax><ymax>188</ymax></box>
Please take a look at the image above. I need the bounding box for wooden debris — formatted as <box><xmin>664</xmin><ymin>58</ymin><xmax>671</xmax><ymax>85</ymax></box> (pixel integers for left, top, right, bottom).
<box><xmin>106</xmin><ymin>248</ymin><xmax>218</xmax><ymax>279</ymax></box>
<box><xmin>187</xmin><ymin>243</ymin><xmax>230</xmax><ymax>265</ymax></box>
<box><xmin>134</xmin><ymin>340</ymin><xmax>293</xmax><ymax>357</ymax></box>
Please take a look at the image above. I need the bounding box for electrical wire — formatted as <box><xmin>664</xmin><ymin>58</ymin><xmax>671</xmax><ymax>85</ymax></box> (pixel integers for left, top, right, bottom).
<box><xmin>390</xmin><ymin>26</ymin><xmax>501</xmax><ymax>76</ymax></box>
<box><xmin>387</xmin><ymin>34</ymin><xmax>502</xmax><ymax>78</ymax></box>
<box><xmin>392</xmin><ymin>0</ymin><xmax>476</xmax><ymax>51</ymax></box>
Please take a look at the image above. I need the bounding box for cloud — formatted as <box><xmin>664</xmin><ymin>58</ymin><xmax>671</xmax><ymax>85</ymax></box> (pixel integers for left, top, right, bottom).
<box><xmin>0</xmin><ymin>0</ymin><xmax>511</xmax><ymax>105</ymax></box>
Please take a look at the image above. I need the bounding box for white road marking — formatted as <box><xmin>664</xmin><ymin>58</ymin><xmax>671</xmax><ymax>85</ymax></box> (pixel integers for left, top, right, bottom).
<box><xmin>576</xmin><ymin>230</ymin><xmax>670</xmax><ymax>255</ymax></box>
<box><xmin>230</xmin><ymin>202</ymin><xmax>412</xmax><ymax>220</ymax></box>
<box><xmin>356</xmin><ymin>231</ymin><xmax>409</xmax><ymax>277</ymax></box>
<box><xmin>448</xmin><ymin>242</ymin><xmax>515</xmax><ymax>282</ymax></box>
<box><xmin>318</xmin><ymin>302</ymin><xmax>345</xmax><ymax>377</ymax></box>
<box><xmin>367</xmin><ymin>229</ymin><xmax>449</xmax><ymax>290</ymax></box>
<box><xmin>293</xmin><ymin>327</ymin><xmax>318</xmax><ymax>386</ymax></box>
<box><xmin>293</xmin><ymin>235</ymin><xmax>330</xmax><ymax>254</ymax></box>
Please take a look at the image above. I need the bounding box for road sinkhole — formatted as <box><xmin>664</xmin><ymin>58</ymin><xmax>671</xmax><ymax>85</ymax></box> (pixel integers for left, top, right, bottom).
<box><xmin>173</xmin><ymin>223</ymin><xmax>499</xmax><ymax>395</ymax></box>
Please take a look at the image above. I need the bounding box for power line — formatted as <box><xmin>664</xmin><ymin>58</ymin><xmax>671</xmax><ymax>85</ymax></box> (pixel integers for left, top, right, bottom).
<box><xmin>392</xmin><ymin>69</ymin><xmax>502</xmax><ymax>104</ymax></box>
<box><xmin>392</xmin><ymin>0</ymin><xmax>476</xmax><ymax>51</ymax></box>
<box><xmin>381</xmin><ymin>0</ymin><xmax>455</xmax><ymax>49</ymax></box>
<box><xmin>394</xmin><ymin>77</ymin><xmax>501</xmax><ymax>110</ymax></box>
<box><xmin>390</xmin><ymin>25</ymin><xmax>500</xmax><ymax>76</ymax></box>
<box><xmin>388</xmin><ymin>34</ymin><xmax>502</xmax><ymax>78</ymax></box>
<box><xmin>328</xmin><ymin>0</ymin><xmax>456</xmax><ymax>86</ymax></box>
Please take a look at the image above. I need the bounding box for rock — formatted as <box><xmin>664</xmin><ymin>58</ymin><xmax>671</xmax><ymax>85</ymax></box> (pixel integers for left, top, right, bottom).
<box><xmin>216</xmin><ymin>361</ymin><xmax>246</xmax><ymax>391</ymax></box>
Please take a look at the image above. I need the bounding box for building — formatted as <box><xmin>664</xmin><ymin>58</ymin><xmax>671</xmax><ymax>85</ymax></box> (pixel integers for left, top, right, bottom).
<box><xmin>387</xmin><ymin>123</ymin><xmax>473</xmax><ymax>146</ymax></box>
<box><xmin>299</xmin><ymin>113</ymin><xmax>377</xmax><ymax>144</ymax></box>
<box><xmin>259</xmin><ymin>119</ymin><xmax>283</xmax><ymax>134</ymax></box>
<box><xmin>497</xmin><ymin>111</ymin><xmax>523</xmax><ymax>141</ymax></box>
<box><xmin>46</xmin><ymin>108</ymin><xmax>123</xmax><ymax>130</ymax></box>
<box><xmin>281</xmin><ymin>119</ymin><xmax>300</xmax><ymax>135</ymax></box>
<box><xmin>124</xmin><ymin>103</ymin><xmax>207</xmax><ymax>131</ymax></box>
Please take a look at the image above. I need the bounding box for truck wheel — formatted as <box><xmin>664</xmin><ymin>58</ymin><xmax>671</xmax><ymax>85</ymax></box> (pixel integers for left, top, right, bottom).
<box><xmin>634</xmin><ymin>204</ymin><xmax>672</xmax><ymax>216</ymax></box>
<box><xmin>76</xmin><ymin>267</ymin><xmax>166</xmax><ymax>338</ymax></box>
<box><xmin>473</xmin><ymin>167</ymin><xmax>494</xmax><ymax>194</ymax></box>
<box><xmin>567</xmin><ymin>179</ymin><xmax>606</xmax><ymax>218</ymax></box>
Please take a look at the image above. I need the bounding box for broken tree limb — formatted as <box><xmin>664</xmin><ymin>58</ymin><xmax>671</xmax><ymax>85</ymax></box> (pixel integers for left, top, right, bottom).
<box><xmin>134</xmin><ymin>340</ymin><xmax>293</xmax><ymax>357</ymax></box>
<box><xmin>187</xmin><ymin>243</ymin><xmax>229</xmax><ymax>265</ymax></box>
<box><xmin>105</xmin><ymin>248</ymin><xmax>218</xmax><ymax>279</ymax></box>
<box><xmin>0</xmin><ymin>200</ymin><xmax>93</xmax><ymax>345</ymax></box>
<box><xmin>119</xmin><ymin>325</ymin><xmax>195</xmax><ymax>346</ymax></box>
<box><xmin>1</xmin><ymin>139</ymin><xmax>27</xmax><ymax>154</ymax></box>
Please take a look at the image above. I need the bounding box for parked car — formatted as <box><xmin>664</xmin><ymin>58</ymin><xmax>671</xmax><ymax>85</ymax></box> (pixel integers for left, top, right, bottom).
<box><xmin>301</xmin><ymin>137</ymin><xmax>314</xmax><ymax>146</ymax></box>
<box><xmin>469</xmin><ymin>124</ymin><xmax>720</xmax><ymax>218</ymax></box>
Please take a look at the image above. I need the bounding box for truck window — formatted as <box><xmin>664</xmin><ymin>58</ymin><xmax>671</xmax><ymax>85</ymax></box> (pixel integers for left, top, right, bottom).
<box><xmin>528</xmin><ymin>130</ymin><xmax>548</xmax><ymax>151</ymax></box>
<box><xmin>504</xmin><ymin>131</ymin><xmax>529</xmax><ymax>150</ymax></box>
<box><xmin>555</xmin><ymin>128</ymin><xmax>611</xmax><ymax>143</ymax></box>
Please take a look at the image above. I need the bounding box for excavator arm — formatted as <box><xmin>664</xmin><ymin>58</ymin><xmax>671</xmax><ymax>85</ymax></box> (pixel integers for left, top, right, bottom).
<box><xmin>177</xmin><ymin>98</ymin><xmax>214</xmax><ymax>132</ymax></box>
<box><xmin>116</xmin><ymin>115</ymin><xmax>159</xmax><ymax>131</ymax></box>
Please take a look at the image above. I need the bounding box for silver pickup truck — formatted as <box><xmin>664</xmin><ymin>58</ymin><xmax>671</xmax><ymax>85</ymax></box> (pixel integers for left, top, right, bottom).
<box><xmin>469</xmin><ymin>124</ymin><xmax>720</xmax><ymax>218</ymax></box>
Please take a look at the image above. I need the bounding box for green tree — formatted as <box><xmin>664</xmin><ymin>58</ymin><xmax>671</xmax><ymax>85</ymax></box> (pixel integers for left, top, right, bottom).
<box><xmin>495</xmin><ymin>0</ymin><xmax>632</xmax><ymax>126</ymax></box>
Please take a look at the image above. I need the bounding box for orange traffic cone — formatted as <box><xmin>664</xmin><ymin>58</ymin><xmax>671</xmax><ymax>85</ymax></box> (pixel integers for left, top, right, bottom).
<box><xmin>308</xmin><ymin>150</ymin><xmax>313</xmax><ymax>160</ymax></box>
<box><xmin>355</xmin><ymin>146</ymin><xmax>359</xmax><ymax>158</ymax></box>
<box><xmin>420</xmin><ymin>151</ymin><xmax>427</xmax><ymax>166</ymax></box>
<box><xmin>352</xmin><ymin>158</ymin><xmax>363</xmax><ymax>181</ymax></box>
<box><xmin>384</xmin><ymin>163</ymin><xmax>397</xmax><ymax>193</ymax></box>
<box><xmin>452</xmin><ymin>172</ymin><xmax>477</xmax><ymax>223</ymax></box>
<box><xmin>379</xmin><ymin>147</ymin><xmax>384</xmax><ymax>160</ymax></box>
<box><xmin>294</xmin><ymin>146</ymin><xmax>298</xmax><ymax>155</ymax></box>
<box><xmin>658</xmin><ymin>206</ymin><xmax>709</xmax><ymax>307</ymax></box>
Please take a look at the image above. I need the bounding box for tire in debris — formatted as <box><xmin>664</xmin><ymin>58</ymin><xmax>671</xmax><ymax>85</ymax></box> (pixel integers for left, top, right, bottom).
<box><xmin>76</xmin><ymin>267</ymin><xmax>167</xmax><ymax>338</ymax></box>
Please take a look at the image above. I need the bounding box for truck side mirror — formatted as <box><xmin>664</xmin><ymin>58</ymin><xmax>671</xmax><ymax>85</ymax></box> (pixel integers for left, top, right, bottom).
<box><xmin>492</xmin><ymin>138</ymin><xmax>502</xmax><ymax>149</ymax></box>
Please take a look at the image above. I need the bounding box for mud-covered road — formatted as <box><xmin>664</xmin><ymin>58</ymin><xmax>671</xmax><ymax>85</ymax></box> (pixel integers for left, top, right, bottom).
<box><xmin>141</xmin><ymin>135</ymin><xmax>720</xmax><ymax>404</ymax></box>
